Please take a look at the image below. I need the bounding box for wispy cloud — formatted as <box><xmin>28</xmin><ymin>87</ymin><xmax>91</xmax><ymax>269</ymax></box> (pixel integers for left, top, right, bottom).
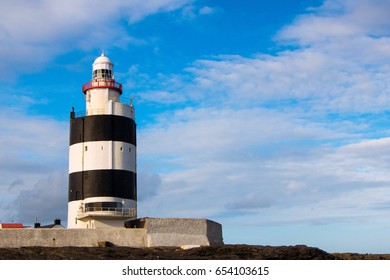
<box><xmin>0</xmin><ymin>0</ymin><xmax>193</xmax><ymax>80</ymax></box>
<box><xmin>0</xmin><ymin>108</ymin><xmax>68</xmax><ymax>224</ymax></box>
<box><xmin>135</xmin><ymin>0</ymin><xmax>390</xmax><ymax>238</ymax></box>
<box><xmin>132</xmin><ymin>0</ymin><xmax>390</xmax><ymax>116</ymax></box>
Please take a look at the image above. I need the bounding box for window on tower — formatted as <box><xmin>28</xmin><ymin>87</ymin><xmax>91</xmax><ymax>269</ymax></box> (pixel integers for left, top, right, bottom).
<box><xmin>93</xmin><ymin>69</ymin><xmax>112</xmax><ymax>79</ymax></box>
<box><xmin>85</xmin><ymin>202</ymin><xmax>122</xmax><ymax>212</ymax></box>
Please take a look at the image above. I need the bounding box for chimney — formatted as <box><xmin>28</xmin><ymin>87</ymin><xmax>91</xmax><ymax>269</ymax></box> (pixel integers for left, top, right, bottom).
<box><xmin>54</xmin><ymin>219</ymin><xmax>61</xmax><ymax>225</ymax></box>
<box><xmin>34</xmin><ymin>217</ymin><xmax>40</xmax><ymax>228</ymax></box>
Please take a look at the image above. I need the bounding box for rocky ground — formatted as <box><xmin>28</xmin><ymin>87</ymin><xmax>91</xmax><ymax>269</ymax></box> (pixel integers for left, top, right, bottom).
<box><xmin>1</xmin><ymin>245</ymin><xmax>389</xmax><ymax>260</ymax></box>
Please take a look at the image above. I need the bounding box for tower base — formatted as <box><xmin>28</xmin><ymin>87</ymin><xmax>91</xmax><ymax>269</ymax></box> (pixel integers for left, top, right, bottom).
<box><xmin>0</xmin><ymin>218</ymin><xmax>223</xmax><ymax>248</ymax></box>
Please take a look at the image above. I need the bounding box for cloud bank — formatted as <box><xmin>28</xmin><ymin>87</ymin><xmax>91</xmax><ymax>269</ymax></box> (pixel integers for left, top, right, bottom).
<box><xmin>0</xmin><ymin>0</ymin><xmax>193</xmax><ymax>80</ymax></box>
<box><xmin>134</xmin><ymin>0</ymin><xmax>390</xmax><ymax>252</ymax></box>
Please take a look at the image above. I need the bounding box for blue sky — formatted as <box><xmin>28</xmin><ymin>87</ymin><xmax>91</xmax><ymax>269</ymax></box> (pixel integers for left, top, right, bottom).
<box><xmin>1</xmin><ymin>0</ymin><xmax>390</xmax><ymax>254</ymax></box>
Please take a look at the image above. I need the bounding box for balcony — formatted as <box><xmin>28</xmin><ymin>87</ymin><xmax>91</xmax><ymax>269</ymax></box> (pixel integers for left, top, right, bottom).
<box><xmin>82</xmin><ymin>80</ymin><xmax>122</xmax><ymax>94</ymax></box>
<box><xmin>77</xmin><ymin>207</ymin><xmax>137</xmax><ymax>220</ymax></box>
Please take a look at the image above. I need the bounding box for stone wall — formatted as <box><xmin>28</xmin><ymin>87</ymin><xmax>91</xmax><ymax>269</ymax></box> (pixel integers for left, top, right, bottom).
<box><xmin>0</xmin><ymin>218</ymin><xmax>223</xmax><ymax>248</ymax></box>
<box><xmin>0</xmin><ymin>228</ymin><xmax>146</xmax><ymax>248</ymax></box>
<box><xmin>136</xmin><ymin>218</ymin><xmax>223</xmax><ymax>247</ymax></box>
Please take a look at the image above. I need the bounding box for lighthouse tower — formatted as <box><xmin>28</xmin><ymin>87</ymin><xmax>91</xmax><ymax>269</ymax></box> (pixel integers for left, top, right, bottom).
<box><xmin>67</xmin><ymin>53</ymin><xmax>137</xmax><ymax>228</ymax></box>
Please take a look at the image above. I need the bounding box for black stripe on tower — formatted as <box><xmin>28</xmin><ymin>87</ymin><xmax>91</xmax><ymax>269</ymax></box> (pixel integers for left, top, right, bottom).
<box><xmin>69</xmin><ymin>115</ymin><xmax>136</xmax><ymax>146</ymax></box>
<box><xmin>68</xmin><ymin>170</ymin><xmax>137</xmax><ymax>202</ymax></box>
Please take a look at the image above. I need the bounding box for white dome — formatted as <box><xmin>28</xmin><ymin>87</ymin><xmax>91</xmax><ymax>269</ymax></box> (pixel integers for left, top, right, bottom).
<box><xmin>93</xmin><ymin>53</ymin><xmax>112</xmax><ymax>65</ymax></box>
<box><xmin>91</xmin><ymin>53</ymin><xmax>114</xmax><ymax>79</ymax></box>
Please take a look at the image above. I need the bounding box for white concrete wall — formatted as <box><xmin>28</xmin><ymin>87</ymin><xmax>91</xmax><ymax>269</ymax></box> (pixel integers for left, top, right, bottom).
<box><xmin>111</xmin><ymin>101</ymin><xmax>134</xmax><ymax>119</ymax></box>
<box><xmin>85</xmin><ymin>89</ymin><xmax>134</xmax><ymax>118</ymax></box>
<box><xmin>86</xmin><ymin>88</ymin><xmax>121</xmax><ymax>115</ymax></box>
<box><xmin>86</xmin><ymin>88</ymin><xmax>109</xmax><ymax>113</ymax></box>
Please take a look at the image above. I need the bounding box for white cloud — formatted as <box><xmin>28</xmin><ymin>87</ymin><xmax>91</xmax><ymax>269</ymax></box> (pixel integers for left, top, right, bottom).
<box><xmin>137</xmin><ymin>105</ymin><xmax>363</xmax><ymax>219</ymax></box>
<box><xmin>181</xmin><ymin>5</ymin><xmax>197</xmax><ymax>18</ymax></box>
<box><xmin>286</xmin><ymin>180</ymin><xmax>306</xmax><ymax>192</ymax></box>
<box><xmin>134</xmin><ymin>1</ymin><xmax>390</xmax><ymax>240</ymax></box>
<box><xmin>138</xmin><ymin>107</ymin><xmax>339</xmax><ymax>163</ymax></box>
<box><xmin>184</xmin><ymin>47</ymin><xmax>390</xmax><ymax>113</ymax></box>
<box><xmin>14</xmin><ymin>170</ymin><xmax>68</xmax><ymax>225</ymax></box>
<box><xmin>124</xmin><ymin>0</ymin><xmax>195</xmax><ymax>23</ymax></box>
<box><xmin>199</xmin><ymin>6</ymin><xmax>216</xmax><ymax>15</ymax></box>
<box><xmin>0</xmin><ymin>0</ymin><xmax>192</xmax><ymax>80</ymax></box>
<box><xmin>0</xmin><ymin>108</ymin><xmax>68</xmax><ymax>224</ymax></box>
<box><xmin>134</xmin><ymin>41</ymin><xmax>390</xmax><ymax>115</ymax></box>
<box><xmin>181</xmin><ymin>4</ymin><xmax>216</xmax><ymax>19</ymax></box>
<box><xmin>277</xmin><ymin>0</ymin><xmax>390</xmax><ymax>44</ymax></box>
<box><xmin>139</xmin><ymin>112</ymin><xmax>390</xmax><ymax>224</ymax></box>
<box><xmin>127</xmin><ymin>1</ymin><xmax>390</xmax><ymax>116</ymax></box>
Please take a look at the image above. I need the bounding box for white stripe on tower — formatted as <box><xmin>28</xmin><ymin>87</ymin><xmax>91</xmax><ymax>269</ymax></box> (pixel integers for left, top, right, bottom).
<box><xmin>69</xmin><ymin>141</ymin><xmax>136</xmax><ymax>174</ymax></box>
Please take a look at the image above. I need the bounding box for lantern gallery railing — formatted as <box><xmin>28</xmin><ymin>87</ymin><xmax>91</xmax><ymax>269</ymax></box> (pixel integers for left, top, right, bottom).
<box><xmin>82</xmin><ymin>80</ymin><xmax>122</xmax><ymax>94</ymax></box>
<box><xmin>77</xmin><ymin>207</ymin><xmax>137</xmax><ymax>218</ymax></box>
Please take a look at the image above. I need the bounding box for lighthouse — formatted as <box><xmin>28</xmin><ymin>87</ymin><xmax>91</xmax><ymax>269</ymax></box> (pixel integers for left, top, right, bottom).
<box><xmin>67</xmin><ymin>53</ymin><xmax>137</xmax><ymax>228</ymax></box>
